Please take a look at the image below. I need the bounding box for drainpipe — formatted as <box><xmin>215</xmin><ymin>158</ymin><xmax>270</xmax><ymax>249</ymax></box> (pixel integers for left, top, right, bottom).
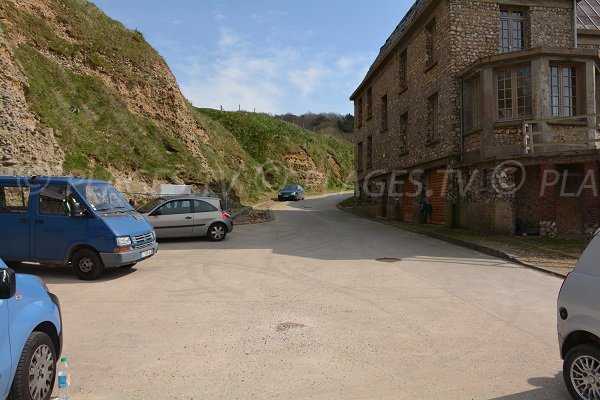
<box><xmin>459</xmin><ymin>78</ymin><xmax>464</xmax><ymax>163</ymax></box>
<box><xmin>574</xmin><ymin>0</ymin><xmax>578</xmax><ymax>48</ymax></box>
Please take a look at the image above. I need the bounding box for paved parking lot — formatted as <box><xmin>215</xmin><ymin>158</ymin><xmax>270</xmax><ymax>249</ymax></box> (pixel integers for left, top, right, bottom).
<box><xmin>16</xmin><ymin>193</ymin><xmax>569</xmax><ymax>399</ymax></box>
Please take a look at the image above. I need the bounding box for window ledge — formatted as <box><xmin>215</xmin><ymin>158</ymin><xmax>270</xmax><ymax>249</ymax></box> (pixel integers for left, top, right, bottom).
<box><xmin>494</xmin><ymin>119</ymin><xmax>527</xmax><ymax>128</ymax></box>
<box><xmin>425</xmin><ymin>60</ymin><xmax>438</xmax><ymax>73</ymax></box>
<box><xmin>463</xmin><ymin>127</ymin><xmax>482</xmax><ymax>136</ymax></box>
<box><xmin>546</xmin><ymin>117</ymin><xmax>588</xmax><ymax>126</ymax></box>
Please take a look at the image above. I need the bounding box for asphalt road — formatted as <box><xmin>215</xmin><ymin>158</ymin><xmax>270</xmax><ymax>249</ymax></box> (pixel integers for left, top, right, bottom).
<box><xmin>21</xmin><ymin>193</ymin><xmax>569</xmax><ymax>399</ymax></box>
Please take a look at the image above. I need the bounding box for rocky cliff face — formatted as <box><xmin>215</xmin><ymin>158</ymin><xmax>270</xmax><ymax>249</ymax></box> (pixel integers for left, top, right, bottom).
<box><xmin>0</xmin><ymin>0</ymin><xmax>352</xmax><ymax>199</ymax></box>
<box><xmin>0</xmin><ymin>21</ymin><xmax>63</xmax><ymax>175</ymax></box>
<box><xmin>0</xmin><ymin>0</ymin><xmax>211</xmax><ymax>187</ymax></box>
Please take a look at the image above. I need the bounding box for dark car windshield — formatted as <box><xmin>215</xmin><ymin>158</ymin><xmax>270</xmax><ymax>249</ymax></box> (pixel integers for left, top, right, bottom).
<box><xmin>74</xmin><ymin>183</ymin><xmax>133</xmax><ymax>213</ymax></box>
<box><xmin>282</xmin><ymin>185</ymin><xmax>297</xmax><ymax>191</ymax></box>
<box><xmin>138</xmin><ymin>197</ymin><xmax>166</xmax><ymax>213</ymax></box>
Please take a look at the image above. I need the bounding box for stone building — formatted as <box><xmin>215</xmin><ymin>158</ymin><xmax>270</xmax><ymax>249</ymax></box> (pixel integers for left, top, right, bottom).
<box><xmin>351</xmin><ymin>0</ymin><xmax>600</xmax><ymax>237</ymax></box>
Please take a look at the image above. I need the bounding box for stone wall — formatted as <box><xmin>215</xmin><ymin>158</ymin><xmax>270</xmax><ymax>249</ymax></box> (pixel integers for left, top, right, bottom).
<box><xmin>494</xmin><ymin>125</ymin><xmax>523</xmax><ymax>146</ymax></box>
<box><xmin>354</xmin><ymin>0</ymin><xmax>459</xmax><ymax>181</ymax></box>
<box><xmin>463</xmin><ymin>131</ymin><xmax>481</xmax><ymax>152</ymax></box>
<box><xmin>353</xmin><ymin>0</ymin><xmax>591</xmax><ymax>233</ymax></box>
<box><xmin>529</xmin><ymin>6</ymin><xmax>574</xmax><ymax>49</ymax></box>
<box><xmin>449</xmin><ymin>1</ymin><xmax>500</xmax><ymax>72</ymax></box>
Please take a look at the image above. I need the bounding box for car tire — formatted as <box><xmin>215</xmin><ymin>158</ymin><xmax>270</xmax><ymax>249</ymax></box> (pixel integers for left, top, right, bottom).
<box><xmin>564</xmin><ymin>343</ymin><xmax>600</xmax><ymax>400</ymax></box>
<box><xmin>72</xmin><ymin>248</ymin><xmax>105</xmax><ymax>280</ymax></box>
<box><xmin>119</xmin><ymin>263</ymin><xmax>137</xmax><ymax>269</ymax></box>
<box><xmin>8</xmin><ymin>331</ymin><xmax>57</xmax><ymax>400</ymax></box>
<box><xmin>207</xmin><ymin>223</ymin><xmax>227</xmax><ymax>242</ymax></box>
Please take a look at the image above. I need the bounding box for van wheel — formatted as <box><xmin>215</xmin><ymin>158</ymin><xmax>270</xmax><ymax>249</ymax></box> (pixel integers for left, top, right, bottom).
<box><xmin>9</xmin><ymin>331</ymin><xmax>56</xmax><ymax>400</ymax></box>
<box><xmin>72</xmin><ymin>249</ymin><xmax>104</xmax><ymax>280</ymax></box>
<box><xmin>207</xmin><ymin>223</ymin><xmax>227</xmax><ymax>242</ymax></box>
<box><xmin>564</xmin><ymin>343</ymin><xmax>600</xmax><ymax>400</ymax></box>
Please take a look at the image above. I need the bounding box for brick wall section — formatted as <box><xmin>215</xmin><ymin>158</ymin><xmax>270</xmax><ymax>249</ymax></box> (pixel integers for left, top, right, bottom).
<box><xmin>540</xmin><ymin>163</ymin><xmax>558</xmax><ymax>237</ymax></box>
<box><xmin>583</xmin><ymin>161</ymin><xmax>600</xmax><ymax>236</ymax></box>
<box><xmin>403</xmin><ymin>177</ymin><xmax>416</xmax><ymax>222</ymax></box>
<box><xmin>428</xmin><ymin>170</ymin><xmax>447</xmax><ymax>224</ymax></box>
<box><xmin>515</xmin><ymin>166</ymin><xmax>540</xmax><ymax>230</ymax></box>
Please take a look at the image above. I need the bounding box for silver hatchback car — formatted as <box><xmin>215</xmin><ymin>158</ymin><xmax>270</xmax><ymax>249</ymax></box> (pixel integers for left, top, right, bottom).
<box><xmin>138</xmin><ymin>196</ymin><xmax>233</xmax><ymax>241</ymax></box>
<box><xmin>558</xmin><ymin>230</ymin><xmax>600</xmax><ymax>400</ymax></box>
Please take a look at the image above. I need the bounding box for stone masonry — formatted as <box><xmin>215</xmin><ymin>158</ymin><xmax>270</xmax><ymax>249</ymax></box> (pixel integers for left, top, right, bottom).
<box><xmin>352</xmin><ymin>0</ymin><xmax>600</xmax><ymax>237</ymax></box>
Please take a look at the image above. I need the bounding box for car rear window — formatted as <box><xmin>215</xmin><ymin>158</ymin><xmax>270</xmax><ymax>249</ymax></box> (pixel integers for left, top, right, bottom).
<box><xmin>194</xmin><ymin>200</ymin><xmax>218</xmax><ymax>212</ymax></box>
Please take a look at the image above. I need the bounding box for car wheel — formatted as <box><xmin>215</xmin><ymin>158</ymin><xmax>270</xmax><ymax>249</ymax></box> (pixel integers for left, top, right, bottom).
<box><xmin>207</xmin><ymin>223</ymin><xmax>227</xmax><ymax>242</ymax></box>
<box><xmin>564</xmin><ymin>343</ymin><xmax>600</xmax><ymax>400</ymax></box>
<box><xmin>72</xmin><ymin>248</ymin><xmax>105</xmax><ymax>280</ymax></box>
<box><xmin>9</xmin><ymin>331</ymin><xmax>57</xmax><ymax>400</ymax></box>
<box><xmin>119</xmin><ymin>263</ymin><xmax>137</xmax><ymax>269</ymax></box>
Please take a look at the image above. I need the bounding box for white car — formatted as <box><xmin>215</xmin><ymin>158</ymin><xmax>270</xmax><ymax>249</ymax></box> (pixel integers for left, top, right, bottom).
<box><xmin>558</xmin><ymin>230</ymin><xmax>600</xmax><ymax>400</ymax></box>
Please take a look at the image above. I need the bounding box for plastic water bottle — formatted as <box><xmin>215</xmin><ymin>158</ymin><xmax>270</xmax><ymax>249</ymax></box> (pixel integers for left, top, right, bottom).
<box><xmin>57</xmin><ymin>357</ymin><xmax>70</xmax><ymax>400</ymax></box>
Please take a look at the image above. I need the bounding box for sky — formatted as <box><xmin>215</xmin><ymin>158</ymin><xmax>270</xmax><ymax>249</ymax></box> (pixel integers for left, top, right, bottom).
<box><xmin>90</xmin><ymin>1</ymin><xmax>412</xmax><ymax>115</ymax></box>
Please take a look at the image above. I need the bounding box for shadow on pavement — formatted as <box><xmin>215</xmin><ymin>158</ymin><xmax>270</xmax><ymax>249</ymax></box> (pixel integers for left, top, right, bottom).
<box><xmin>157</xmin><ymin>193</ymin><xmax>526</xmax><ymax>267</ymax></box>
<box><xmin>8</xmin><ymin>262</ymin><xmax>137</xmax><ymax>284</ymax></box>
<box><xmin>489</xmin><ymin>373</ymin><xmax>570</xmax><ymax>399</ymax></box>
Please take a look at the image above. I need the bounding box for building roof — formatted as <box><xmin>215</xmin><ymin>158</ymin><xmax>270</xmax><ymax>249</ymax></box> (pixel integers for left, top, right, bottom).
<box><xmin>578</xmin><ymin>0</ymin><xmax>600</xmax><ymax>30</ymax></box>
<box><xmin>350</xmin><ymin>0</ymin><xmax>429</xmax><ymax>100</ymax></box>
<box><xmin>351</xmin><ymin>0</ymin><xmax>596</xmax><ymax>100</ymax></box>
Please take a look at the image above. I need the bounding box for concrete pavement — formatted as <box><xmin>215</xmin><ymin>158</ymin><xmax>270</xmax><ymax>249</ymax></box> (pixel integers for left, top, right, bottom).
<box><xmin>18</xmin><ymin>193</ymin><xmax>568</xmax><ymax>399</ymax></box>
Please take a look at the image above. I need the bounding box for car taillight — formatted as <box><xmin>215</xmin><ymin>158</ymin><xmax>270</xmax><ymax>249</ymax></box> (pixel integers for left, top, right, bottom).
<box><xmin>221</xmin><ymin>211</ymin><xmax>231</xmax><ymax>219</ymax></box>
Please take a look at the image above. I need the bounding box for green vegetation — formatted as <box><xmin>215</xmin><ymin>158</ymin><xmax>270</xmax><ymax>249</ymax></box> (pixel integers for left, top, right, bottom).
<box><xmin>16</xmin><ymin>45</ymin><xmax>204</xmax><ymax>182</ymax></box>
<box><xmin>2</xmin><ymin>0</ymin><xmax>354</xmax><ymax>204</ymax></box>
<box><xmin>197</xmin><ymin>109</ymin><xmax>354</xmax><ymax>189</ymax></box>
<box><xmin>1</xmin><ymin>0</ymin><xmax>163</xmax><ymax>74</ymax></box>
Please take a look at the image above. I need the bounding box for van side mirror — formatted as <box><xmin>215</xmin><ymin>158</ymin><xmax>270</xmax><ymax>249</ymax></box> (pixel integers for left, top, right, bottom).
<box><xmin>70</xmin><ymin>202</ymin><xmax>87</xmax><ymax>217</ymax></box>
<box><xmin>0</xmin><ymin>268</ymin><xmax>16</xmax><ymax>300</ymax></box>
<box><xmin>71</xmin><ymin>202</ymin><xmax>83</xmax><ymax>217</ymax></box>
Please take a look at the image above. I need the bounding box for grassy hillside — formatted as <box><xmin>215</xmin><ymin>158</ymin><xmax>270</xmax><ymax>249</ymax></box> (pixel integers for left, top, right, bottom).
<box><xmin>197</xmin><ymin>109</ymin><xmax>353</xmax><ymax>189</ymax></box>
<box><xmin>0</xmin><ymin>0</ymin><xmax>354</xmax><ymax>204</ymax></box>
<box><xmin>16</xmin><ymin>45</ymin><xmax>204</xmax><ymax>182</ymax></box>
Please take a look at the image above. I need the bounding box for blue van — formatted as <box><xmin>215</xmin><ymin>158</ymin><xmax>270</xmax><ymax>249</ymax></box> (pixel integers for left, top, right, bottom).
<box><xmin>0</xmin><ymin>176</ymin><xmax>158</xmax><ymax>280</ymax></box>
<box><xmin>1</xmin><ymin>258</ymin><xmax>62</xmax><ymax>400</ymax></box>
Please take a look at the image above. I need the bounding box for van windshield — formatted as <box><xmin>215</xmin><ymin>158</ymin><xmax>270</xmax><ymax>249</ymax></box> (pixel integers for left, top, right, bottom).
<box><xmin>74</xmin><ymin>183</ymin><xmax>133</xmax><ymax>213</ymax></box>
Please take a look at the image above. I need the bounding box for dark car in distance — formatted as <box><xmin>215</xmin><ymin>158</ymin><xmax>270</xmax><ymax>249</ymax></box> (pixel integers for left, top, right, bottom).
<box><xmin>278</xmin><ymin>185</ymin><xmax>305</xmax><ymax>201</ymax></box>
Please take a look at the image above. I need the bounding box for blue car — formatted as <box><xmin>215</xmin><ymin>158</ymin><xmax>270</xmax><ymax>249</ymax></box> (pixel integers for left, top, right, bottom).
<box><xmin>1</xmin><ymin>259</ymin><xmax>63</xmax><ymax>400</ymax></box>
<box><xmin>0</xmin><ymin>176</ymin><xmax>158</xmax><ymax>280</ymax></box>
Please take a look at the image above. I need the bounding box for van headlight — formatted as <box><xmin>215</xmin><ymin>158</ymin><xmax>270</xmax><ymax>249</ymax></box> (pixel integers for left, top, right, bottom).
<box><xmin>116</xmin><ymin>236</ymin><xmax>132</xmax><ymax>247</ymax></box>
